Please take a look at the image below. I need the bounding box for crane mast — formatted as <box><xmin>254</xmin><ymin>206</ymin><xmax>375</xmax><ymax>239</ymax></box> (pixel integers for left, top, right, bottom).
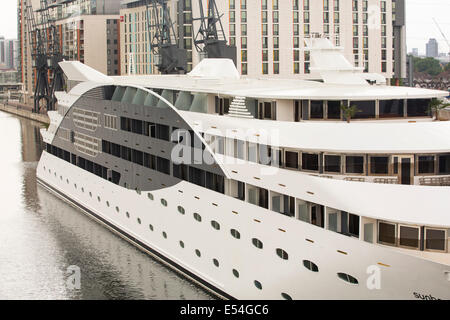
<box><xmin>192</xmin><ymin>0</ymin><xmax>237</xmax><ymax>65</ymax></box>
<box><xmin>25</xmin><ymin>0</ymin><xmax>50</xmax><ymax>113</ymax></box>
<box><xmin>145</xmin><ymin>0</ymin><xmax>187</xmax><ymax>74</ymax></box>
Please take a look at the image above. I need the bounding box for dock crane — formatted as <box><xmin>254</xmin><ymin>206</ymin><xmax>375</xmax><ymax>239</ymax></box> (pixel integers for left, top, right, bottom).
<box><xmin>433</xmin><ymin>18</ymin><xmax>450</xmax><ymax>56</ymax></box>
<box><xmin>192</xmin><ymin>0</ymin><xmax>237</xmax><ymax>65</ymax></box>
<box><xmin>145</xmin><ymin>0</ymin><xmax>187</xmax><ymax>74</ymax></box>
<box><xmin>45</xmin><ymin>0</ymin><xmax>66</xmax><ymax>111</ymax></box>
<box><xmin>25</xmin><ymin>0</ymin><xmax>50</xmax><ymax>113</ymax></box>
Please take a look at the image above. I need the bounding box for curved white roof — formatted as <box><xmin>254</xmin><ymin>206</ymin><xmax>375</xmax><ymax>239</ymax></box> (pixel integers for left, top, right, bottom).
<box><xmin>112</xmin><ymin>74</ymin><xmax>447</xmax><ymax>101</ymax></box>
<box><xmin>183</xmin><ymin>111</ymin><xmax>450</xmax><ymax>154</ymax></box>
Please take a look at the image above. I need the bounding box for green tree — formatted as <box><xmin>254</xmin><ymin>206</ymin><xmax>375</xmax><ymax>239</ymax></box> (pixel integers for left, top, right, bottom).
<box><xmin>413</xmin><ymin>57</ymin><xmax>443</xmax><ymax>76</ymax></box>
<box><xmin>340</xmin><ymin>103</ymin><xmax>360</xmax><ymax>123</ymax></box>
<box><xmin>428</xmin><ymin>98</ymin><xmax>450</xmax><ymax>120</ymax></box>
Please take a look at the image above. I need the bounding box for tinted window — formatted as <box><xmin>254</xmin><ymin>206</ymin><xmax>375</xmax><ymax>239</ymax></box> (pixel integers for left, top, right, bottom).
<box><xmin>418</xmin><ymin>156</ymin><xmax>435</xmax><ymax>174</ymax></box>
<box><xmin>327</xmin><ymin>100</ymin><xmax>341</xmax><ymax>119</ymax></box>
<box><xmin>378</xmin><ymin>222</ymin><xmax>396</xmax><ymax>245</ymax></box>
<box><xmin>285</xmin><ymin>151</ymin><xmax>299</xmax><ymax>169</ymax></box>
<box><xmin>407</xmin><ymin>99</ymin><xmax>431</xmax><ymax>117</ymax></box>
<box><xmin>324</xmin><ymin>155</ymin><xmax>341</xmax><ymax>173</ymax></box>
<box><xmin>352</xmin><ymin>100</ymin><xmax>375</xmax><ymax>119</ymax></box>
<box><xmin>379</xmin><ymin>99</ymin><xmax>404</xmax><ymax>118</ymax></box>
<box><xmin>302</xmin><ymin>153</ymin><xmax>319</xmax><ymax>171</ymax></box>
<box><xmin>370</xmin><ymin>156</ymin><xmax>389</xmax><ymax>174</ymax></box>
<box><xmin>310</xmin><ymin>100</ymin><xmax>324</xmax><ymax>119</ymax></box>
<box><xmin>346</xmin><ymin>156</ymin><xmax>364</xmax><ymax>174</ymax></box>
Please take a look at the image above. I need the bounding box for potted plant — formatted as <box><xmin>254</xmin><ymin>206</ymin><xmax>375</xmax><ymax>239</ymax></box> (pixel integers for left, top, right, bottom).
<box><xmin>340</xmin><ymin>103</ymin><xmax>361</xmax><ymax>123</ymax></box>
<box><xmin>428</xmin><ymin>98</ymin><xmax>450</xmax><ymax>121</ymax></box>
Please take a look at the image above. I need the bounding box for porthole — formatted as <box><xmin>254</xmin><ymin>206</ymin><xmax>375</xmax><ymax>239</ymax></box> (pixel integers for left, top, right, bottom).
<box><xmin>252</xmin><ymin>238</ymin><xmax>263</xmax><ymax>249</ymax></box>
<box><xmin>281</xmin><ymin>292</ymin><xmax>293</xmax><ymax>300</ymax></box>
<box><xmin>193</xmin><ymin>212</ymin><xmax>202</xmax><ymax>222</ymax></box>
<box><xmin>276</xmin><ymin>248</ymin><xmax>289</xmax><ymax>260</ymax></box>
<box><xmin>148</xmin><ymin>193</ymin><xmax>154</xmax><ymax>200</ymax></box>
<box><xmin>81</xmin><ymin>187</ymin><xmax>84</xmax><ymax>193</ymax></box>
<box><xmin>97</xmin><ymin>196</ymin><xmax>101</xmax><ymax>202</ymax></box>
<box><xmin>66</xmin><ymin>179</ymin><xmax>69</xmax><ymax>184</ymax></box>
<box><xmin>74</xmin><ymin>184</ymin><xmax>77</xmax><ymax>189</ymax></box>
<box><xmin>54</xmin><ymin>172</ymin><xmax>56</xmax><ymax>177</ymax></box>
<box><xmin>106</xmin><ymin>201</ymin><xmax>110</xmax><ymax>207</ymax></box>
<box><xmin>162</xmin><ymin>231</ymin><xmax>167</xmax><ymax>239</ymax></box>
<box><xmin>149</xmin><ymin>224</ymin><xmax>154</xmax><ymax>231</ymax></box>
<box><xmin>213</xmin><ymin>259</ymin><xmax>219</xmax><ymax>267</ymax></box>
<box><xmin>230</xmin><ymin>229</ymin><xmax>241</xmax><ymax>239</ymax></box>
<box><xmin>60</xmin><ymin>176</ymin><xmax>62</xmax><ymax>180</ymax></box>
<box><xmin>210</xmin><ymin>220</ymin><xmax>220</xmax><ymax>230</ymax></box>
<box><xmin>161</xmin><ymin>199</ymin><xmax>168</xmax><ymax>207</ymax></box>
<box><xmin>89</xmin><ymin>192</ymin><xmax>92</xmax><ymax>197</ymax></box>
<box><xmin>137</xmin><ymin>218</ymin><xmax>141</xmax><ymax>224</ymax></box>
<box><xmin>254</xmin><ymin>280</ymin><xmax>262</xmax><ymax>290</ymax></box>
<box><xmin>232</xmin><ymin>269</ymin><xmax>240</xmax><ymax>278</ymax></box>
<box><xmin>177</xmin><ymin>206</ymin><xmax>185</xmax><ymax>215</ymax></box>
<box><xmin>337</xmin><ymin>273</ymin><xmax>359</xmax><ymax>285</ymax></box>
<box><xmin>303</xmin><ymin>260</ymin><xmax>319</xmax><ymax>272</ymax></box>
<box><xmin>179</xmin><ymin>241</ymin><xmax>185</xmax><ymax>248</ymax></box>
<box><xmin>126</xmin><ymin>212</ymin><xmax>130</xmax><ymax>218</ymax></box>
<box><xmin>115</xmin><ymin>206</ymin><xmax>120</xmax><ymax>213</ymax></box>
<box><xmin>195</xmin><ymin>249</ymin><xmax>201</xmax><ymax>257</ymax></box>
<box><xmin>136</xmin><ymin>188</ymin><xmax>141</xmax><ymax>195</ymax></box>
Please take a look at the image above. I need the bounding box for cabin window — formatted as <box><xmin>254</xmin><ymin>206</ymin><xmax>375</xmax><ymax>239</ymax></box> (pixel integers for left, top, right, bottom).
<box><xmin>247</xmin><ymin>185</ymin><xmax>269</xmax><ymax>209</ymax></box>
<box><xmin>302</xmin><ymin>153</ymin><xmax>319</xmax><ymax>171</ymax></box>
<box><xmin>327</xmin><ymin>101</ymin><xmax>341</xmax><ymax>119</ymax></box>
<box><xmin>156</xmin><ymin>157</ymin><xmax>170</xmax><ymax>175</ymax></box>
<box><xmin>425</xmin><ymin>228</ymin><xmax>447</xmax><ymax>251</ymax></box>
<box><xmin>303</xmin><ymin>260</ymin><xmax>319</xmax><ymax>272</ymax></box>
<box><xmin>310</xmin><ymin>100</ymin><xmax>324</xmax><ymax>119</ymax></box>
<box><xmin>352</xmin><ymin>100</ymin><xmax>376</xmax><ymax>119</ymax></box>
<box><xmin>156</xmin><ymin>124</ymin><xmax>170</xmax><ymax>141</ymax></box>
<box><xmin>438</xmin><ymin>154</ymin><xmax>450</xmax><ymax>174</ymax></box>
<box><xmin>378</xmin><ymin>221</ymin><xmax>397</xmax><ymax>246</ymax></box>
<box><xmin>417</xmin><ymin>156</ymin><xmax>435</xmax><ymax>174</ymax></box>
<box><xmin>337</xmin><ymin>273</ymin><xmax>359</xmax><ymax>285</ymax></box>
<box><xmin>324</xmin><ymin>155</ymin><xmax>341</xmax><ymax>173</ymax></box>
<box><xmin>345</xmin><ymin>155</ymin><xmax>365</xmax><ymax>174</ymax></box>
<box><xmin>379</xmin><ymin>100</ymin><xmax>404</xmax><ymax>118</ymax></box>
<box><xmin>399</xmin><ymin>225</ymin><xmax>420</xmax><ymax>249</ymax></box>
<box><xmin>285</xmin><ymin>151</ymin><xmax>299</xmax><ymax>169</ymax></box>
<box><xmin>370</xmin><ymin>156</ymin><xmax>389</xmax><ymax>175</ymax></box>
<box><xmin>189</xmin><ymin>167</ymin><xmax>205</xmax><ymax>187</ymax></box>
<box><xmin>407</xmin><ymin>99</ymin><xmax>430</xmax><ymax>117</ymax></box>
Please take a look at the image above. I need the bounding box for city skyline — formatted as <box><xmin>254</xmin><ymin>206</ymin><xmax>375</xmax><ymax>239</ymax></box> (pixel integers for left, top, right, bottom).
<box><xmin>1</xmin><ymin>0</ymin><xmax>449</xmax><ymax>54</ymax></box>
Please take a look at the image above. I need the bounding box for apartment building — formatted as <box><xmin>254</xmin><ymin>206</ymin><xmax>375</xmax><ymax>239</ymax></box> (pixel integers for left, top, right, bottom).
<box><xmin>119</xmin><ymin>0</ymin><xmax>405</xmax><ymax>82</ymax></box>
<box><xmin>18</xmin><ymin>0</ymin><xmax>122</xmax><ymax>104</ymax></box>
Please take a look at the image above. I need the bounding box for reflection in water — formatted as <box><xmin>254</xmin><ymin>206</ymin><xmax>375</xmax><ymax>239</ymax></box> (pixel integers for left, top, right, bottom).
<box><xmin>0</xmin><ymin>111</ymin><xmax>214</xmax><ymax>300</ymax></box>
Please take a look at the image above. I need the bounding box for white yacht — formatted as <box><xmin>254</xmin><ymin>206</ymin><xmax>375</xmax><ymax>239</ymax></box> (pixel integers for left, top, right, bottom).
<box><xmin>37</xmin><ymin>37</ymin><xmax>450</xmax><ymax>300</ymax></box>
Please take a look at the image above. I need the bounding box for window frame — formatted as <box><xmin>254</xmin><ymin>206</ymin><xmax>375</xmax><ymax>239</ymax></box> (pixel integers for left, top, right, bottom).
<box><xmin>344</xmin><ymin>154</ymin><xmax>366</xmax><ymax>175</ymax></box>
<box><xmin>377</xmin><ymin>220</ymin><xmax>397</xmax><ymax>247</ymax></box>
<box><xmin>368</xmin><ymin>154</ymin><xmax>391</xmax><ymax>176</ymax></box>
<box><xmin>415</xmin><ymin>154</ymin><xmax>437</xmax><ymax>176</ymax></box>
<box><xmin>398</xmin><ymin>224</ymin><xmax>421</xmax><ymax>250</ymax></box>
<box><xmin>424</xmin><ymin>227</ymin><xmax>448</xmax><ymax>252</ymax></box>
<box><xmin>323</xmin><ymin>153</ymin><xmax>343</xmax><ymax>174</ymax></box>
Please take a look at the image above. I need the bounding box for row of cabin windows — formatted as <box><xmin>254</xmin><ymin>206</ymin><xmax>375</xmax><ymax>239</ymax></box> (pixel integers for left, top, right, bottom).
<box><xmin>101</xmin><ymin>140</ymin><xmax>225</xmax><ymax>194</ymax></box>
<box><xmin>120</xmin><ymin>116</ymin><xmax>204</xmax><ymax>150</ymax></box>
<box><xmin>205</xmin><ymin>135</ymin><xmax>450</xmax><ymax>176</ymax></box>
<box><xmin>378</xmin><ymin>221</ymin><xmax>448</xmax><ymax>252</ymax></box>
<box><xmin>294</xmin><ymin>99</ymin><xmax>431</xmax><ymax>121</ymax></box>
<box><xmin>120</xmin><ymin>116</ymin><xmax>170</xmax><ymax>141</ymax></box>
<box><xmin>88</xmin><ymin>86</ymin><xmax>432</xmax><ymax>121</ymax></box>
<box><xmin>46</xmin><ymin>144</ymin><xmax>121</xmax><ymax>184</ymax></box>
<box><xmin>102</xmin><ymin>139</ymin><xmax>171</xmax><ymax>175</ymax></box>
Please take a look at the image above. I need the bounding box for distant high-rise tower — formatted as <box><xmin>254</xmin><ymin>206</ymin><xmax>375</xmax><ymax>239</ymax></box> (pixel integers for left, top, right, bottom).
<box><xmin>426</xmin><ymin>38</ymin><xmax>439</xmax><ymax>58</ymax></box>
<box><xmin>411</xmin><ymin>48</ymin><xmax>419</xmax><ymax>57</ymax></box>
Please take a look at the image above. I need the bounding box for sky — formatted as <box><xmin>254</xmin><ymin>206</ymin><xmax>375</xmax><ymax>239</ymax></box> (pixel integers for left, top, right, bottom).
<box><xmin>0</xmin><ymin>0</ymin><xmax>449</xmax><ymax>55</ymax></box>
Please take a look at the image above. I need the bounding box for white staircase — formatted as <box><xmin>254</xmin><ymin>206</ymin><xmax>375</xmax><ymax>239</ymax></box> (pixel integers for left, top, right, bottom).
<box><xmin>228</xmin><ymin>96</ymin><xmax>253</xmax><ymax>118</ymax></box>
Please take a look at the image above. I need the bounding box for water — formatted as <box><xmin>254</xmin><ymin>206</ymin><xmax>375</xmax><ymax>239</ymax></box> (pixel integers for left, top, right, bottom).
<box><xmin>0</xmin><ymin>111</ymin><xmax>214</xmax><ymax>300</ymax></box>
